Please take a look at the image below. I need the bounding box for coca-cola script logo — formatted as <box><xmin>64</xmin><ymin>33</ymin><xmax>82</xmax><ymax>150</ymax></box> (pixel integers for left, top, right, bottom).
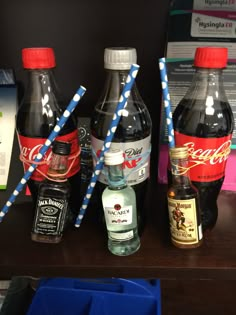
<box><xmin>185</xmin><ymin>140</ymin><xmax>231</xmax><ymax>167</ymax></box>
<box><xmin>20</xmin><ymin>144</ymin><xmax>52</xmax><ymax>162</ymax></box>
<box><xmin>174</xmin><ymin>131</ymin><xmax>232</xmax><ymax>181</ymax></box>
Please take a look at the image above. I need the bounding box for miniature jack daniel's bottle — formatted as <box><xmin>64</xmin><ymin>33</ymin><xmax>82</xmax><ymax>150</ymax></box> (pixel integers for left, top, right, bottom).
<box><xmin>32</xmin><ymin>140</ymin><xmax>71</xmax><ymax>243</ymax></box>
<box><xmin>167</xmin><ymin>146</ymin><xmax>203</xmax><ymax>249</ymax></box>
<box><xmin>102</xmin><ymin>149</ymin><xmax>140</xmax><ymax>256</ymax></box>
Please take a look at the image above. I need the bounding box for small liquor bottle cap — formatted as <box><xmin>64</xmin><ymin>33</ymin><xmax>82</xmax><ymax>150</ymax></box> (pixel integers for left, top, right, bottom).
<box><xmin>104</xmin><ymin>47</ymin><xmax>137</xmax><ymax>70</ymax></box>
<box><xmin>52</xmin><ymin>140</ymin><xmax>71</xmax><ymax>156</ymax></box>
<box><xmin>169</xmin><ymin>146</ymin><xmax>188</xmax><ymax>159</ymax></box>
<box><xmin>194</xmin><ymin>47</ymin><xmax>228</xmax><ymax>69</ymax></box>
<box><xmin>104</xmin><ymin>149</ymin><xmax>124</xmax><ymax>165</ymax></box>
<box><xmin>22</xmin><ymin>47</ymin><xmax>56</xmax><ymax>69</ymax></box>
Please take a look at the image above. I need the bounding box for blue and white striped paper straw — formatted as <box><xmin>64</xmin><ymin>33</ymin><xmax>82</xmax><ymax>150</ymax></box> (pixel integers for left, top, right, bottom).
<box><xmin>75</xmin><ymin>64</ymin><xmax>140</xmax><ymax>227</ymax></box>
<box><xmin>159</xmin><ymin>57</ymin><xmax>175</xmax><ymax>148</ymax></box>
<box><xmin>0</xmin><ymin>85</ymin><xmax>86</xmax><ymax>222</ymax></box>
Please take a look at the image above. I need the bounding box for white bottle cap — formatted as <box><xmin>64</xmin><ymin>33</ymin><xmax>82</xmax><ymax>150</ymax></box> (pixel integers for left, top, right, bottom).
<box><xmin>104</xmin><ymin>149</ymin><xmax>124</xmax><ymax>165</ymax></box>
<box><xmin>104</xmin><ymin>47</ymin><xmax>137</xmax><ymax>70</ymax></box>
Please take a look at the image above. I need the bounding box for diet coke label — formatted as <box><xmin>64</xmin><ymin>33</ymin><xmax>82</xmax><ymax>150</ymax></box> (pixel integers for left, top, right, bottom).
<box><xmin>18</xmin><ymin>129</ymin><xmax>81</xmax><ymax>181</ymax></box>
<box><xmin>174</xmin><ymin>131</ymin><xmax>232</xmax><ymax>182</ymax></box>
<box><xmin>91</xmin><ymin>135</ymin><xmax>151</xmax><ymax>185</ymax></box>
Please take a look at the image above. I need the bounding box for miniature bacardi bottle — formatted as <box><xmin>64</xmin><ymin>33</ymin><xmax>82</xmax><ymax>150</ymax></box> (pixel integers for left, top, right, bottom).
<box><xmin>102</xmin><ymin>149</ymin><xmax>140</xmax><ymax>256</ymax></box>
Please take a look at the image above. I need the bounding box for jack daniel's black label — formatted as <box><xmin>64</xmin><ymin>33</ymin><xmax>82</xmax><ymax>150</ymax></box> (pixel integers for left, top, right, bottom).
<box><xmin>33</xmin><ymin>197</ymin><xmax>68</xmax><ymax>235</ymax></box>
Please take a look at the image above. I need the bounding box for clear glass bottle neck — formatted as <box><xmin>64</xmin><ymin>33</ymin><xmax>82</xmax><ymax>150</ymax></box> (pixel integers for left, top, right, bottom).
<box><xmin>170</xmin><ymin>156</ymin><xmax>191</xmax><ymax>187</ymax></box>
<box><xmin>107</xmin><ymin>163</ymin><xmax>126</xmax><ymax>189</ymax></box>
<box><xmin>184</xmin><ymin>67</ymin><xmax>227</xmax><ymax>101</ymax></box>
<box><xmin>47</xmin><ymin>153</ymin><xmax>69</xmax><ymax>180</ymax></box>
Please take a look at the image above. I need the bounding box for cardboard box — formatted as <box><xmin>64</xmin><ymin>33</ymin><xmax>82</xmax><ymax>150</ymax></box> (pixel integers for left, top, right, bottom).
<box><xmin>0</xmin><ymin>69</ymin><xmax>17</xmax><ymax>189</ymax></box>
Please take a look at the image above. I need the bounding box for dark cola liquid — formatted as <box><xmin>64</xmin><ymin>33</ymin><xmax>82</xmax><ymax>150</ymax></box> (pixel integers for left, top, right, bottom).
<box><xmin>16</xmin><ymin>99</ymin><xmax>81</xmax><ymax>224</ymax></box>
<box><xmin>91</xmin><ymin>101</ymin><xmax>152</xmax><ymax>235</ymax></box>
<box><xmin>173</xmin><ymin>98</ymin><xmax>234</xmax><ymax>230</ymax></box>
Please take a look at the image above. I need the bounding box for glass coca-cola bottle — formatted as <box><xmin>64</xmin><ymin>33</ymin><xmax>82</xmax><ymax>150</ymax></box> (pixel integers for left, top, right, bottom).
<box><xmin>173</xmin><ymin>47</ymin><xmax>234</xmax><ymax>231</ymax></box>
<box><xmin>16</xmin><ymin>47</ymin><xmax>81</xmax><ymax>224</ymax></box>
<box><xmin>91</xmin><ymin>47</ymin><xmax>152</xmax><ymax>234</ymax></box>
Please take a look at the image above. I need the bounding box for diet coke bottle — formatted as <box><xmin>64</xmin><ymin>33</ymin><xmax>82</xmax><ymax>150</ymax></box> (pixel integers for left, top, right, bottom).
<box><xmin>91</xmin><ymin>47</ymin><xmax>152</xmax><ymax>234</ymax></box>
<box><xmin>173</xmin><ymin>47</ymin><xmax>234</xmax><ymax>231</ymax></box>
<box><xmin>16</xmin><ymin>47</ymin><xmax>81</xmax><ymax>224</ymax></box>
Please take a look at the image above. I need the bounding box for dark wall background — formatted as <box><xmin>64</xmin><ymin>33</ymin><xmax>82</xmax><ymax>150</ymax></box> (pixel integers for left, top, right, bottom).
<box><xmin>0</xmin><ymin>0</ymin><xmax>170</xmax><ymax>171</ymax></box>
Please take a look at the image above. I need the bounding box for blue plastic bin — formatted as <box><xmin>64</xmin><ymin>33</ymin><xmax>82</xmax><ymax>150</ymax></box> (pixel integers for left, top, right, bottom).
<box><xmin>27</xmin><ymin>278</ymin><xmax>161</xmax><ymax>315</ymax></box>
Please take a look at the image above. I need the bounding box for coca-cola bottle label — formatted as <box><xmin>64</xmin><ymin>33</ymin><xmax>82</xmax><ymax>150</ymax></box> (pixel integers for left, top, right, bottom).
<box><xmin>91</xmin><ymin>135</ymin><xmax>151</xmax><ymax>185</ymax></box>
<box><xmin>174</xmin><ymin>131</ymin><xmax>232</xmax><ymax>182</ymax></box>
<box><xmin>18</xmin><ymin>129</ymin><xmax>80</xmax><ymax>181</ymax></box>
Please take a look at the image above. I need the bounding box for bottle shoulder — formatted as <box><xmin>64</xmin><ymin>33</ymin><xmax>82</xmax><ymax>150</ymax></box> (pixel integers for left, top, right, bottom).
<box><xmin>94</xmin><ymin>73</ymin><xmax>150</xmax><ymax>114</ymax></box>
<box><xmin>173</xmin><ymin>97</ymin><xmax>234</xmax><ymax>137</ymax></box>
<box><xmin>94</xmin><ymin>99</ymin><xmax>150</xmax><ymax>115</ymax></box>
<box><xmin>38</xmin><ymin>180</ymin><xmax>70</xmax><ymax>196</ymax></box>
<box><xmin>168</xmin><ymin>184</ymin><xmax>199</xmax><ymax>200</ymax></box>
<box><xmin>17</xmin><ymin>69</ymin><xmax>78</xmax><ymax>136</ymax></box>
<box><xmin>90</xmin><ymin>72</ymin><xmax>152</xmax><ymax>142</ymax></box>
<box><xmin>91</xmin><ymin>101</ymin><xmax>152</xmax><ymax>141</ymax></box>
<box><xmin>16</xmin><ymin>100</ymin><xmax>78</xmax><ymax>137</ymax></box>
<box><xmin>103</xmin><ymin>184</ymin><xmax>136</xmax><ymax>196</ymax></box>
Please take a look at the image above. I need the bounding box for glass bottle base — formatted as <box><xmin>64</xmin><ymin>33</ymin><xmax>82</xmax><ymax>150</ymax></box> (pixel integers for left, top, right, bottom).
<box><xmin>31</xmin><ymin>232</ymin><xmax>62</xmax><ymax>244</ymax></box>
<box><xmin>108</xmin><ymin>238</ymin><xmax>140</xmax><ymax>256</ymax></box>
<box><xmin>171</xmin><ymin>238</ymin><xmax>203</xmax><ymax>249</ymax></box>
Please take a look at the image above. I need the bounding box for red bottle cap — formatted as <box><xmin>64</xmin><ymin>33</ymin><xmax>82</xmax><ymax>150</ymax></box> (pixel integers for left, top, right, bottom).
<box><xmin>194</xmin><ymin>47</ymin><xmax>228</xmax><ymax>69</ymax></box>
<box><xmin>22</xmin><ymin>47</ymin><xmax>56</xmax><ymax>69</ymax></box>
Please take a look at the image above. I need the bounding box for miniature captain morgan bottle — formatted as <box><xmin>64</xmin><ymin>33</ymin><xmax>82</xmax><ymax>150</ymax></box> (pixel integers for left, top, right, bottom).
<box><xmin>16</xmin><ymin>47</ymin><xmax>81</xmax><ymax>223</ymax></box>
<box><xmin>167</xmin><ymin>146</ymin><xmax>203</xmax><ymax>249</ymax></box>
<box><xmin>173</xmin><ymin>47</ymin><xmax>234</xmax><ymax>231</ymax></box>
